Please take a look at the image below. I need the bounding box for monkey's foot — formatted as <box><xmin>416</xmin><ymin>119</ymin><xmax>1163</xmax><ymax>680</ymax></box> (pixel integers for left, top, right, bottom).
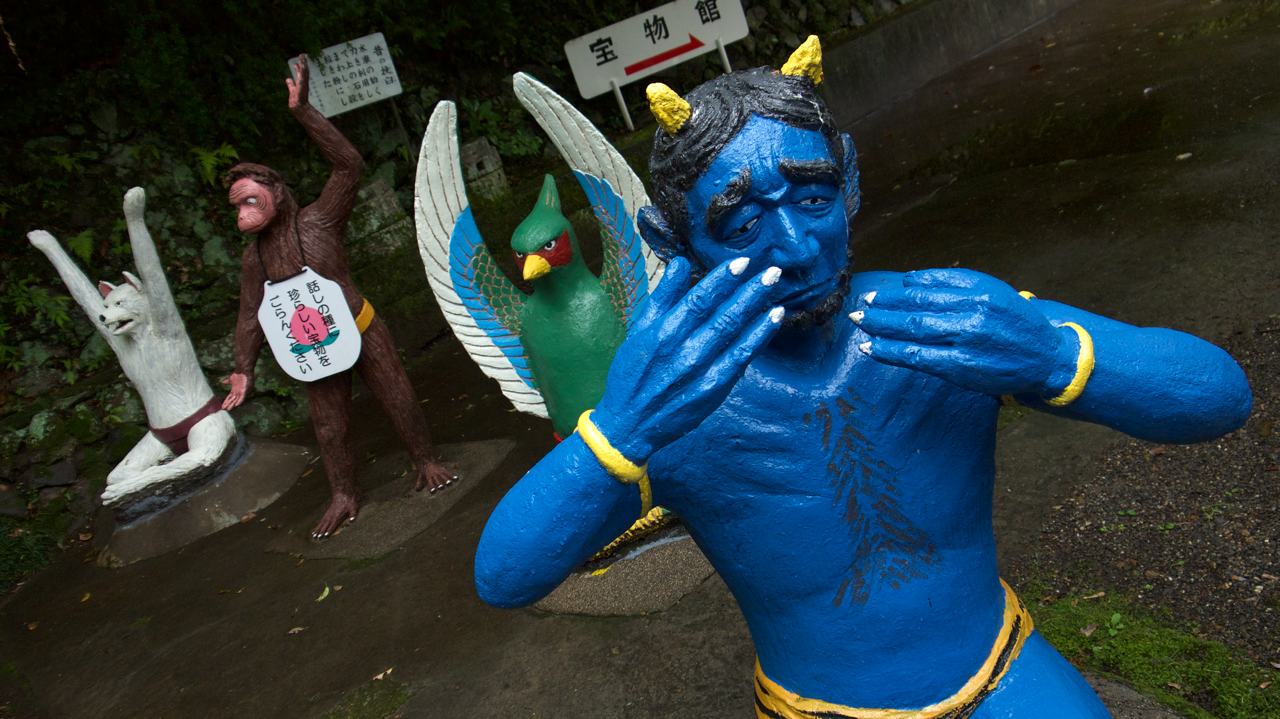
<box><xmin>414</xmin><ymin>459</ymin><xmax>456</xmax><ymax>494</ymax></box>
<box><xmin>312</xmin><ymin>493</ymin><xmax>359</xmax><ymax>539</ymax></box>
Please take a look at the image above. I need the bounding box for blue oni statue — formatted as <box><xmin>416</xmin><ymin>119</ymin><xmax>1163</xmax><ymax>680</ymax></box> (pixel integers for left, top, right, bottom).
<box><xmin>474</xmin><ymin>37</ymin><xmax>1252</xmax><ymax>718</ymax></box>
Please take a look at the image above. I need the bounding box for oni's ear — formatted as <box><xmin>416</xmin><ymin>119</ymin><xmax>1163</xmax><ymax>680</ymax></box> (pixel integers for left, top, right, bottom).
<box><xmin>637</xmin><ymin>205</ymin><xmax>680</xmax><ymax>263</ymax></box>
<box><xmin>840</xmin><ymin>132</ymin><xmax>862</xmax><ymax>220</ymax></box>
<box><xmin>536</xmin><ymin>174</ymin><xmax>560</xmax><ymax>212</ymax></box>
<box><xmin>97</xmin><ymin>280</ymin><xmax>116</xmax><ymax>299</ymax></box>
<box><xmin>121</xmin><ymin>271</ymin><xmax>143</xmax><ymax>291</ymax></box>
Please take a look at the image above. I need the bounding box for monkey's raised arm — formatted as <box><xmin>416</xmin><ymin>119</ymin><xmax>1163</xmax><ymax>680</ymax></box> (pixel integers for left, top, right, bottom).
<box><xmin>292</xmin><ymin>103</ymin><xmax>365</xmax><ymax>230</ymax></box>
<box><xmin>122</xmin><ymin>187</ymin><xmax>181</xmax><ymax>332</ymax></box>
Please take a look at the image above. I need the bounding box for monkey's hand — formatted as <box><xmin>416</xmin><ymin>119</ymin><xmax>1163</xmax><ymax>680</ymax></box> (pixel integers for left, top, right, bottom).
<box><xmin>286</xmin><ymin>54</ymin><xmax>310</xmax><ymax>109</ymax></box>
<box><xmin>221</xmin><ymin>372</ymin><xmax>253</xmax><ymax>410</ymax></box>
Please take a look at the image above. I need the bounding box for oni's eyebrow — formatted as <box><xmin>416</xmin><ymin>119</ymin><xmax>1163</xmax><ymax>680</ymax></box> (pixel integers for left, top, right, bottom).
<box><xmin>779</xmin><ymin>159</ymin><xmax>840</xmax><ymax>186</ymax></box>
<box><xmin>705</xmin><ymin>168</ymin><xmax>752</xmax><ymax>231</ymax></box>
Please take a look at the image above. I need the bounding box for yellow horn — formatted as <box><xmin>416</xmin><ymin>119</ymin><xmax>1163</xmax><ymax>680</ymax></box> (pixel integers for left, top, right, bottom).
<box><xmin>646</xmin><ymin>83</ymin><xmax>691</xmax><ymax>135</ymax></box>
<box><xmin>781</xmin><ymin>35</ymin><xmax>823</xmax><ymax>85</ymax></box>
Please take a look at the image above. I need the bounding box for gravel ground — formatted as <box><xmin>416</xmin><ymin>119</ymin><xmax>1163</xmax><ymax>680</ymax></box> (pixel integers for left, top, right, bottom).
<box><xmin>1011</xmin><ymin>315</ymin><xmax>1280</xmax><ymax>665</ymax></box>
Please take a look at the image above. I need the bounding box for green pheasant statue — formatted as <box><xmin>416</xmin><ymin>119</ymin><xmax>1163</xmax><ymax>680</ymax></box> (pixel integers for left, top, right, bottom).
<box><xmin>509</xmin><ymin>176</ymin><xmax>627</xmax><ymax>437</ymax></box>
<box><xmin>414</xmin><ymin>90</ymin><xmax>663</xmax><ymax>439</ymax></box>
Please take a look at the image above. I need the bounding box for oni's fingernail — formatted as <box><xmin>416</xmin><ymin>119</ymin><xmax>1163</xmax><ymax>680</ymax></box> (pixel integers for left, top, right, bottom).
<box><xmin>849</xmin><ymin>310</ymin><xmax>864</xmax><ymax>323</ymax></box>
<box><xmin>863</xmin><ymin>291</ymin><xmax>877</xmax><ymax>305</ymax></box>
<box><xmin>762</xmin><ymin>267</ymin><xmax>782</xmax><ymax>286</ymax></box>
<box><xmin>769</xmin><ymin>307</ymin><xmax>785</xmax><ymax>324</ymax></box>
<box><xmin>858</xmin><ymin>341</ymin><xmax>872</xmax><ymax>355</ymax></box>
<box><xmin>729</xmin><ymin>257</ymin><xmax>750</xmax><ymax>276</ymax></box>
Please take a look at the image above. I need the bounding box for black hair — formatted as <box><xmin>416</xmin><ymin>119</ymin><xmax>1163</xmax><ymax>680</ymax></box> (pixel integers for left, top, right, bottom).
<box><xmin>644</xmin><ymin>68</ymin><xmax>850</xmax><ymax>259</ymax></box>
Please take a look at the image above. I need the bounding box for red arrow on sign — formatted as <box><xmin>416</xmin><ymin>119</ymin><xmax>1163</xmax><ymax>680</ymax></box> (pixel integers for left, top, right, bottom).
<box><xmin>625</xmin><ymin>34</ymin><xmax>706</xmax><ymax>76</ymax></box>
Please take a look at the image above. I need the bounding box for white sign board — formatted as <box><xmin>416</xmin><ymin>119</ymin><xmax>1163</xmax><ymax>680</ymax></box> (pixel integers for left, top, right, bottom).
<box><xmin>564</xmin><ymin>0</ymin><xmax>748</xmax><ymax>99</ymax></box>
<box><xmin>288</xmin><ymin>32</ymin><xmax>402</xmax><ymax>118</ymax></box>
<box><xmin>257</xmin><ymin>267</ymin><xmax>362</xmax><ymax>382</ymax></box>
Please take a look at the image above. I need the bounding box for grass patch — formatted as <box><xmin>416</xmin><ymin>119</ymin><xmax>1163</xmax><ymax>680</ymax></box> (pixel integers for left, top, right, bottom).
<box><xmin>1032</xmin><ymin>588</ymin><xmax>1280</xmax><ymax>718</ymax></box>
<box><xmin>0</xmin><ymin>489</ymin><xmax>76</xmax><ymax>593</ymax></box>
<box><xmin>322</xmin><ymin>678</ymin><xmax>409</xmax><ymax>719</ymax></box>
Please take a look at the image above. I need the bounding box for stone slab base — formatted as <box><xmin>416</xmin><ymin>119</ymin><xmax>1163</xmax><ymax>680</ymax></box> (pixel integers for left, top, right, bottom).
<box><xmin>535</xmin><ymin>532</ymin><xmax>716</xmax><ymax>617</ymax></box>
<box><xmin>100</xmin><ymin>438</ymin><xmax>312</xmax><ymax>567</ymax></box>
<box><xmin>266</xmin><ymin>438</ymin><xmax>515</xmax><ymax>560</ymax></box>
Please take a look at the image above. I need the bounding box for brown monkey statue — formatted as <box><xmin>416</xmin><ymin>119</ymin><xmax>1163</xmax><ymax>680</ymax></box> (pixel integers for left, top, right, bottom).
<box><xmin>222</xmin><ymin>56</ymin><xmax>454</xmax><ymax>538</ymax></box>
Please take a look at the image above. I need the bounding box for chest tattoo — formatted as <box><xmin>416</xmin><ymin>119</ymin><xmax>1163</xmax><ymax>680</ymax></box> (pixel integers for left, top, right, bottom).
<box><xmin>807</xmin><ymin>388</ymin><xmax>938</xmax><ymax>606</ymax></box>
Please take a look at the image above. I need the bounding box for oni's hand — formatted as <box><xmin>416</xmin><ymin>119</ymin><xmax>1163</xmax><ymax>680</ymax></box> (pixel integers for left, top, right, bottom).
<box><xmin>852</xmin><ymin>269</ymin><xmax>1078</xmax><ymax>398</ymax></box>
<box><xmin>591</xmin><ymin>256</ymin><xmax>784</xmax><ymax>462</ymax></box>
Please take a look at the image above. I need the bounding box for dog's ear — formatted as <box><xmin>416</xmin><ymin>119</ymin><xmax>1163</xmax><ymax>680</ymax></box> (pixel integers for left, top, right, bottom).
<box><xmin>121</xmin><ymin>271</ymin><xmax>143</xmax><ymax>292</ymax></box>
<box><xmin>97</xmin><ymin>280</ymin><xmax>116</xmax><ymax>299</ymax></box>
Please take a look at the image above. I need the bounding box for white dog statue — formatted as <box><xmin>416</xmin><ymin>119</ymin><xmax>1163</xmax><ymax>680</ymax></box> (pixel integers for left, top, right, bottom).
<box><xmin>28</xmin><ymin>187</ymin><xmax>238</xmax><ymax>519</ymax></box>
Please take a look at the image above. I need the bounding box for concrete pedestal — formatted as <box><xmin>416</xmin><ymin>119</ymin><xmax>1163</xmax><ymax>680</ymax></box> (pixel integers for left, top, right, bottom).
<box><xmin>99</xmin><ymin>438</ymin><xmax>312</xmax><ymax>567</ymax></box>
<box><xmin>266</xmin><ymin>438</ymin><xmax>515</xmax><ymax>560</ymax></box>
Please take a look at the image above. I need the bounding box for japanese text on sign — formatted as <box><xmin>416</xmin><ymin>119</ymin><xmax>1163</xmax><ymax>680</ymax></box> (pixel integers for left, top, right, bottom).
<box><xmin>564</xmin><ymin>0</ymin><xmax>748</xmax><ymax>99</ymax></box>
<box><xmin>288</xmin><ymin>32</ymin><xmax>402</xmax><ymax>118</ymax></box>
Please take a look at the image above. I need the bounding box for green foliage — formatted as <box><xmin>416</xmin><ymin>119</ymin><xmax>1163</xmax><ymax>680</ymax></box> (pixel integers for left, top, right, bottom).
<box><xmin>322</xmin><ymin>677</ymin><xmax>409</xmax><ymax>719</ymax></box>
<box><xmin>459</xmin><ymin>97</ymin><xmax>544</xmax><ymax>159</ymax></box>
<box><xmin>0</xmin><ymin>489</ymin><xmax>75</xmax><ymax>593</ymax></box>
<box><xmin>1034</xmin><ymin>589</ymin><xmax>1280</xmax><ymax>718</ymax></box>
<box><xmin>190</xmin><ymin>143</ymin><xmax>239</xmax><ymax>187</ymax></box>
<box><xmin>66</xmin><ymin>229</ymin><xmax>95</xmax><ymax>264</ymax></box>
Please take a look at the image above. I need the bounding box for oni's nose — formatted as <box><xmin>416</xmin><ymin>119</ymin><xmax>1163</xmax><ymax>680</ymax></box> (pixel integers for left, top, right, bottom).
<box><xmin>98</xmin><ymin>314</ymin><xmax>106</xmax><ymax>322</ymax></box>
<box><xmin>770</xmin><ymin>210</ymin><xmax>822</xmax><ymax>267</ymax></box>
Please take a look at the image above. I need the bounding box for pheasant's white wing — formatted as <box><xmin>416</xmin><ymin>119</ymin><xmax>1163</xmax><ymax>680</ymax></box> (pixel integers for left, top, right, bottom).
<box><xmin>413</xmin><ymin>101</ymin><xmax>548</xmax><ymax>418</ymax></box>
<box><xmin>514</xmin><ymin>73</ymin><xmax>664</xmax><ymax>319</ymax></box>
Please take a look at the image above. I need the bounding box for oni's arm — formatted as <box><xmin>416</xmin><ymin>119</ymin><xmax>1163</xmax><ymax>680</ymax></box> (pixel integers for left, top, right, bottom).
<box><xmin>474</xmin><ymin>436</ymin><xmax>642</xmax><ymax>607</ymax></box>
<box><xmin>292</xmin><ymin>104</ymin><xmax>364</xmax><ymax>229</ymax></box>
<box><xmin>1015</xmin><ymin>299</ymin><xmax>1252</xmax><ymax>443</ymax></box>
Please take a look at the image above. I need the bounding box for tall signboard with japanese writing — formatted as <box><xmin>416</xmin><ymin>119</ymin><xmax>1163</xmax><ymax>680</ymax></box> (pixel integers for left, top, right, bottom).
<box><xmin>564</xmin><ymin>0</ymin><xmax>748</xmax><ymax>100</ymax></box>
<box><xmin>288</xmin><ymin>32</ymin><xmax>403</xmax><ymax>118</ymax></box>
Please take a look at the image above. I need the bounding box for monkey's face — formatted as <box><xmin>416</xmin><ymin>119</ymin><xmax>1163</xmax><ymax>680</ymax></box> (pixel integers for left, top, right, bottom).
<box><xmin>229</xmin><ymin>178</ymin><xmax>277</xmax><ymax>234</ymax></box>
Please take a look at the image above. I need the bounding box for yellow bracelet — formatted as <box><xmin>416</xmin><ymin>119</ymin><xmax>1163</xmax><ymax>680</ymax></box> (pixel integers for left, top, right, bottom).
<box><xmin>576</xmin><ymin>410</ymin><xmax>647</xmax><ymax>484</ymax></box>
<box><xmin>1047</xmin><ymin>322</ymin><xmax>1094</xmax><ymax>407</ymax></box>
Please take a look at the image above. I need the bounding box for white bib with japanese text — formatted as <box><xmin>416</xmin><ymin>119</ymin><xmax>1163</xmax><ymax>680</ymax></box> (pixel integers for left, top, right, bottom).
<box><xmin>256</xmin><ymin>266</ymin><xmax>361</xmax><ymax>382</ymax></box>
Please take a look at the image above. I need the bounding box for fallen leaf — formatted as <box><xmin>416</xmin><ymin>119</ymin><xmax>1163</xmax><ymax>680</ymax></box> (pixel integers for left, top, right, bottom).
<box><xmin>1270</xmin><ymin>661</ymin><xmax>1280</xmax><ymax>670</ymax></box>
<box><xmin>287</xmin><ymin>626</ymin><xmax>307</xmax><ymax>635</ymax></box>
<box><xmin>333</xmin><ymin>585</ymin><xmax>344</xmax><ymax>592</ymax></box>
<box><xmin>1261</xmin><ymin>681</ymin><xmax>1273</xmax><ymax>690</ymax></box>
<box><xmin>372</xmin><ymin>667</ymin><xmax>394</xmax><ymax>681</ymax></box>
<box><xmin>25</xmin><ymin>622</ymin><xmax>38</xmax><ymax>631</ymax></box>
<box><xmin>80</xmin><ymin>592</ymin><xmax>91</xmax><ymax>603</ymax></box>
<box><xmin>301</xmin><ymin>468</ymin><xmax>315</xmax><ymax>478</ymax></box>
<box><xmin>78</xmin><ymin>532</ymin><xmax>93</xmax><ymax>542</ymax></box>
<box><xmin>239</xmin><ymin>511</ymin><xmax>257</xmax><ymax>523</ymax></box>
<box><xmin>1167</xmin><ymin>682</ymin><xmax>1182</xmax><ymax>690</ymax></box>
<box><xmin>217</xmin><ymin>587</ymin><xmax>245</xmax><ymax>595</ymax></box>
<box><xmin>1080</xmin><ymin>623</ymin><xmax>1098</xmax><ymax>637</ymax></box>
<box><xmin>1082</xmin><ymin>591</ymin><xmax>1106</xmax><ymax>600</ymax></box>
<box><xmin>316</xmin><ymin>585</ymin><xmax>331</xmax><ymax>602</ymax></box>
<box><xmin>1176</xmin><ymin>152</ymin><xmax>1193</xmax><ymax>161</ymax></box>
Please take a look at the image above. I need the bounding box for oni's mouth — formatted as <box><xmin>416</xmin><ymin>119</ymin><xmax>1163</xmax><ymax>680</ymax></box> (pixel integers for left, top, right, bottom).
<box><xmin>777</xmin><ymin>275</ymin><xmax>837</xmax><ymax>308</ymax></box>
<box><xmin>110</xmin><ymin>318</ymin><xmax>136</xmax><ymax>335</ymax></box>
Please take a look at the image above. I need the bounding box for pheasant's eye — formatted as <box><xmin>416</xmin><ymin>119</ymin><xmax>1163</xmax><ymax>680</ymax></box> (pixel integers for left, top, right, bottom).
<box><xmin>514</xmin><ymin>251</ymin><xmax>526</xmax><ymax>259</ymax></box>
<box><xmin>542</xmin><ymin>239</ymin><xmax>557</xmax><ymax>251</ymax></box>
